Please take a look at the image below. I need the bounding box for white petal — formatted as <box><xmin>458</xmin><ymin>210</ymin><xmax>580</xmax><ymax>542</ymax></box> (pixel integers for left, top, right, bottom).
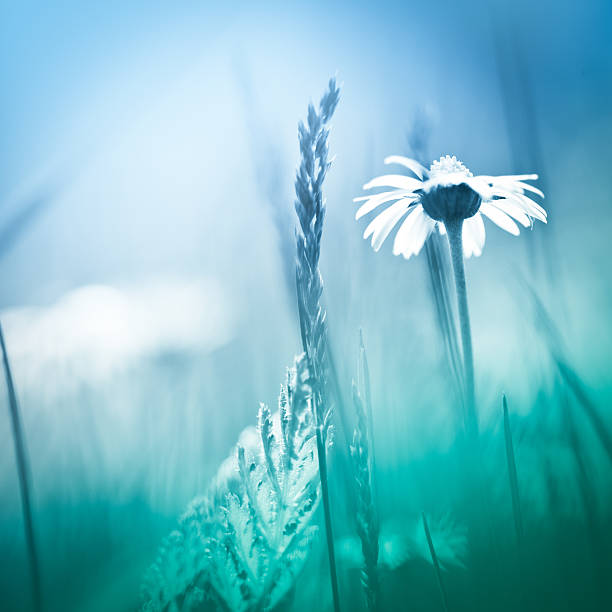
<box><xmin>354</xmin><ymin>191</ymin><xmax>415</xmax><ymax>220</ymax></box>
<box><xmin>480</xmin><ymin>203</ymin><xmax>520</xmax><ymax>236</ymax></box>
<box><xmin>480</xmin><ymin>173</ymin><xmax>538</xmax><ymax>182</ymax></box>
<box><xmin>383</xmin><ymin>156</ymin><xmax>429</xmax><ymax>180</ymax></box>
<box><xmin>363</xmin><ymin>199</ymin><xmax>412</xmax><ymax>251</ymax></box>
<box><xmin>402</xmin><ymin>213</ymin><xmax>435</xmax><ymax>258</ymax></box>
<box><xmin>392</xmin><ymin>205</ymin><xmax>433</xmax><ymax>258</ymax></box>
<box><xmin>363</xmin><ymin>174</ymin><xmax>423</xmax><ymax>191</ymax></box>
<box><xmin>510</xmin><ymin>192</ymin><xmax>547</xmax><ymax>221</ymax></box>
<box><xmin>462</xmin><ymin>213</ymin><xmax>485</xmax><ymax>257</ymax></box>
<box><xmin>508</xmin><ymin>181</ymin><xmax>545</xmax><ymax>199</ymax></box>
<box><xmin>488</xmin><ymin>189</ymin><xmax>547</xmax><ymax>222</ymax></box>
<box><xmin>491</xmin><ymin>179</ymin><xmax>545</xmax><ymax>201</ymax></box>
<box><xmin>465</xmin><ymin>176</ymin><xmax>492</xmax><ymax>199</ymax></box>
<box><xmin>488</xmin><ymin>199</ymin><xmax>531</xmax><ymax>227</ymax></box>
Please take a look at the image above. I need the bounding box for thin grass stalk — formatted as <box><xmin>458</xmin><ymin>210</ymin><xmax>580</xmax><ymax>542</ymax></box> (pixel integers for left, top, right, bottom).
<box><xmin>556</xmin><ymin>359</ymin><xmax>612</xmax><ymax>466</ymax></box>
<box><xmin>351</xmin><ymin>381</ymin><xmax>379</xmax><ymax>611</ymax></box>
<box><xmin>315</xmin><ymin>425</ymin><xmax>341</xmax><ymax>609</ymax></box>
<box><xmin>1</xmin><ymin>323</ymin><xmax>42</xmax><ymax>612</ymax></box>
<box><xmin>560</xmin><ymin>386</ymin><xmax>609</xmax><ymax>599</ymax></box>
<box><xmin>235</xmin><ymin>65</ymin><xmax>355</xmax><ymax>516</ymax></box>
<box><xmin>326</xmin><ymin>343</ymin><xmax>357</xmax><ymax>475</ymax></box>
<box><xmin>294</xmin><ymin>78</ymin><xmax>341</xmax><ymax>612</ymax></box>
<box><xmin>502</xmin><ymin>394</ymin><xmax>524</xmax><ymax>546</ymax></box>
<box><xmin>422</xmin><ymin>512</ymin><xmax>450</xmax><ymax>612</ymax></box>
<box><xmin>528</xmin><ymin>285</ymin><xmax>612</xmax><ymax>465</ymax></box>
<box><xmin>444</xmin><ymin>219</ymin><xmax>477</xmax><ymax>437</ymax></box>
<box><xmin>357</xmin><ymin>330</ymin><xmax>376</xmax><ymax>490</ymax></box>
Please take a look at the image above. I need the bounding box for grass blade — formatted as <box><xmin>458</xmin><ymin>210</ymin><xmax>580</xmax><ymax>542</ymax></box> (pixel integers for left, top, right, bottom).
<box><xmin>357</xmin><ymin>330</ymin><xmax>377</xmax><ymax>493</ymax></box>
<box><xmin>1</xmin><ymin>322</ymin><xmax>42</xmax><ymax>612</ymax></box>
<box><xmin>556</xmin><ymin>359</ymin><xmax>612</xmax><ymax>466</ymax></box>
<box><xmin>351</xmin><ymin>381</ymin><xmax>379</xmax><ymax>611</ymax></box>
<box><xmin>502</xmin><ymin>394</ymin><xmax>524</xmax><ymax>546</ymax></box>
<box><xmin>527</xmin><ymin>284</ymin><xmax>612</xmax><ymax>465</ymax></box>
<box><xmin>422</xmin><ymin>512</ymin><xmax>450</xmax><ymax>612</ymax></box>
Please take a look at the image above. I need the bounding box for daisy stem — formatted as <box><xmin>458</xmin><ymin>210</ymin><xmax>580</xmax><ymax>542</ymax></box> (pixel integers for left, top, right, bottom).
<box><xmin>445</xmin><ymin>219</ymin><xmax>477</xmax><ymax>437</ymax></box>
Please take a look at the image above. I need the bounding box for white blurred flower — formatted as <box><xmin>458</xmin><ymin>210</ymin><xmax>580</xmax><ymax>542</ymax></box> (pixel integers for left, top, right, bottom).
<box><xmin>336</xmin><ymin>513</ymin><xmax>467</xmax><ymax>573</ymax></box>
<box><xmin>1</xmin><ymin>278</ymin><xmax>234</xmax><ymax>388</ymax></box>
<box><xmin>354</xmin><ymin>155</ymin><xmax>546</xmax><ymax>259</ymax></box>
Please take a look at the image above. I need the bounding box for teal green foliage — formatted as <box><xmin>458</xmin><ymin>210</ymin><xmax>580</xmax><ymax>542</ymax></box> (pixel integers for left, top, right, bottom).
<box><xmin>142</xmin><ymin>355</ymin><xmax>320</xmax><ymax>611</ymax></box>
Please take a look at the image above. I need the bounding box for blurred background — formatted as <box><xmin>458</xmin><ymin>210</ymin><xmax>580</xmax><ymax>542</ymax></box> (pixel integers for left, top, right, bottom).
<box><xmin>1</xmin><ymin>0</ymin><xmax>611</xmax><ymax>610</ymax></box>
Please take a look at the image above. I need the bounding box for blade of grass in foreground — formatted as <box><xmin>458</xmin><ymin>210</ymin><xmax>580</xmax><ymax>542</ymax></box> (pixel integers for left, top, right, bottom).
<box><xmin>351</xmin><ymin>379</ymin><xmax>379</xmax><ymax>611</ymax></box>
<box><xmin>502</xmin><ymin>394</ymin><xmax>531</xmax><ymax>609</ymax></box>
<box><xmin>1</xmin><ymin>323</ymin><xmax>42</xmax><ymax>612</ymax></box>
<box><xmin>527</xmin><ymin>285</ymin><xmax>612</xmax><ymax>465</ymax></box>
<box><xmin>422</xmin><ymin>512</ymin><xmax>450</xmax><ymax>612</ymax></box>
<box><xmin>560</xmin><ymin>387</ymin><xmax>609</xmax><ymax>599</ymax></box>
<box><xmin>357</xmin><ymin>329</ymin><xmax>377</xmax><ymax>495</ymax></box>
<box><xmin>502</xmin><ymin>394</ymin><xmax>524</xmax><ymax>547</ymax></box>
<box><xmin>556</xmin><ymin>358</ymin><xmax>612</xmax><ymax>465</ymax></box>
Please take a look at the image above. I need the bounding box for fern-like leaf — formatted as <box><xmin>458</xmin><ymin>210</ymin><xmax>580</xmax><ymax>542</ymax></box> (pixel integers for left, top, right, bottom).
<box><xmin>142</xmin><ymin>355</ymin><xmax>319</xmax><ymax>612</ymax></box>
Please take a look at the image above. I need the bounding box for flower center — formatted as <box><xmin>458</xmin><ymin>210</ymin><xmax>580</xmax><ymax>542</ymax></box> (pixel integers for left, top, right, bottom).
<box><xmin>429</xmin><ymin>155</ymin><xmax>473</xmax><ymax>179</ymax></box>
<box><xmin>419</xmin><ymin>155</ymin><xmax>482</xmax><ymax>222</ymax></box>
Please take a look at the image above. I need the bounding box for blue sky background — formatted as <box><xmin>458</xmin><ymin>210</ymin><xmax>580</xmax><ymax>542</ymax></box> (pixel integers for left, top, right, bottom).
<box><xmin>1</xmin><ymin>0</ymin><xmax>611</xmax><ymax>306</ymax></box>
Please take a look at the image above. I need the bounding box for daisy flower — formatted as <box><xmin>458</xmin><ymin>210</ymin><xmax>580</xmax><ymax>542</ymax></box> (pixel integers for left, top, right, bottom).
<box><xmin>354</xmin><ymin>154</ymin><xmax>546</xmax><ymax>259</ymax></box>
<box><xmin>354</xmin><ymin>154</ymin><xmax>546</xmax><ymax>437</ymax></box>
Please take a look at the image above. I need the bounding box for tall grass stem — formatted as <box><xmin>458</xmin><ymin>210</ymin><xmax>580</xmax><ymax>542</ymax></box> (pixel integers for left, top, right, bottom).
<box><xmin>422</xmin><ymin>512</ymin><xmax>450</xmax><ymax>612</ymax></box>
<box><xmin>1</xmin><ymin>323</ymin><xmax>42</xmax><ymax>612</ymax></box>
<box><xmin>502</xmin><ymin>394</ymin><xmax>524</xmax><ymax>546</ymax></box>
<box><xmin>351</xmin><ymin>376</ymin><xmax>379</xmax><ymax>611</ymax></box>
<box><xmin>358</xmin><ymin>330</ymin><xmax>377</xmax><ymax>493</ymax></box>
<box><xmin>315</xmin><ymin>425</ymin><xmax>341</xmax><ymax>612</ymax></box>
<box><xmin>294</xmin><ymin>78</ymin><xmax>341</xmax><ymax>612</ymax></box>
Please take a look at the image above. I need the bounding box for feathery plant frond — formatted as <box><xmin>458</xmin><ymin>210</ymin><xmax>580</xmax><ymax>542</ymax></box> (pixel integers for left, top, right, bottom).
<box><xmin>350</xmin><ymin>381</ymin><xmax>380</xmax><ymax>611</ymax></box>
<box><xmin>141</xmin><ymin>500</ymin><xmax>212</xmax><ymax>612</ymax></box>
<box><xmin>294</xmin><ymin>77</ymin><xmax>342</xmax><ymax>612</ymax></box>
<box><xmin>142</xmin><ymin>355</ymin><xmax>320</xmax><ymax>612</ymax></box>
